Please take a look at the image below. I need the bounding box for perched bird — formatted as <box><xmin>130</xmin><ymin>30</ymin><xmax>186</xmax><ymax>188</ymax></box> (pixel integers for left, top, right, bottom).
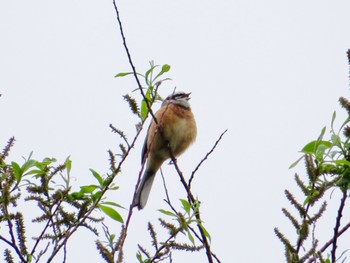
<box><xmin>134</xmin><ymin>92</ymin><xmax>197</xmax><ymax>209</ymax></box>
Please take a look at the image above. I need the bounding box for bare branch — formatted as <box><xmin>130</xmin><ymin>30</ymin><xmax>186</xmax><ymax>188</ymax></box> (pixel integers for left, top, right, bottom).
<box><xmin>331</xmin><ymin>189</ymin><xmax>348</xmax><ymax>263</ymax></box>
<box><xmin>112</xmin><ymin>0</ymin><xmax>157</xmax><ymax>123</ymax></box>
<box><xmin>188</xmin><ymin>129</ymin><xmax>227</xmax><ymax>189</ymax></box>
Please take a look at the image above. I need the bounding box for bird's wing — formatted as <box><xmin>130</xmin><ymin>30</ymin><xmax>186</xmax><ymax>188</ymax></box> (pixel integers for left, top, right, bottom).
<box><xmin>141</xmin><ymin>126</ymin><xmax>150</xmax><ymax>165</ymax></box>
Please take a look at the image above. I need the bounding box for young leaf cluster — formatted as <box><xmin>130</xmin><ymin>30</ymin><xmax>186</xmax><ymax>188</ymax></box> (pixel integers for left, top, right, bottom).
<box><xmin>275</xmin><ymin>96</ymin><xmax>350</xmax><ymax>263</ymax></box>
<box><xmin>0</xmin><ymin>138</ymin><xmax>124</xmax><ymax>262</ymax></box>
<box><xmin>116</xmin><ymin>61</ymin><xmax>171</xmax><ymax>120</ymax></box>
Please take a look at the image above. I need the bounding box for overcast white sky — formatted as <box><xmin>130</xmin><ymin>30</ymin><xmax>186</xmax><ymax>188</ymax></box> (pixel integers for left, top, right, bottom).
<box><xmin>2</xmin><ymin>0</ymin><xmax>350</xmax><ymax>262</ymax></box>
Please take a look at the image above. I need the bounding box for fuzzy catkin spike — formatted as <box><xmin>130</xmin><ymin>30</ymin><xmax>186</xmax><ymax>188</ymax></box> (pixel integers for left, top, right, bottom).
<box><xmin>109</xmin><ymin>124</ymin><xmax>129</xmax><ymax>147</ymax></box>
<box><xmin>119</xmin><ymin>144</ymin><xmax>127</xmax><ymax>157</ymax></box>
<box><xmin>137</xmin><ymin>244</ymin><xmax>151</xmax><ymax>258</ymax></box>
<box><xmin>169</xmin><ymin>241</ymin><xmax>204</xmax><ymax>252</ymax></box>
<box><xmin>282</xmin><ymin>208</ymin><xmax>300</xmax><ymax>230</ymax></box>
<box><xmin>309</xmin><ymin>201</ymin><xmax>327</xmax><ymax>224</ymax></box>
<box><xmin>339</xmin><ymin>97</ymin><xmax>350</xmax><ymax>116</ymax></box>
<box><xmin>305</xmin><ymin>155</ymin><xmax>318</xmax><ymax>183</ymax></box>
<box><xmin>148</xmin><ymin>222</ymin><xmax>158</xmax><ymax>250</ymax></box>
<box><xmin>285</xmin><ymin>190</ymin><xmax>306</xmax><ymax>217</ymax></box>
<box><xmin>4</xmin><ymin>249</ymin><xmax>14</xmax><ymax>263</ymax></box>
<box><xmin>0</xmin><ymin>137</ymin><xmax>15</xmax><ymax>162</ymax></box>
<box><xmin>343</xmin><ymin>125</ymin><xmax>350</xmax><ymax>138</ymax></box>
<box><xmin>15</xmin><ymin>213</ymin><xmax>27</xmax><ymax>255</ymax></box>
<box><xmin>123</xmin><ymin>94</ymin><xmax>140</xmax><ymax>118</ymax></box>
<box><xmin>96</xmin><ymin>240</ymin><xmax>114</xmax><ymax>263</ymax></box>
<box><xmin>295</xmin><ymin>174</ymin><xmax>308</xmax><ymax>196</ymax></box>
<box><xmin>159</xmin><ymin>218</ymin><xmax>178</xmax><ymax>236</ymax></box>
<box><xmin>274</xmin><ymin>228</ymin><xmax>295</xmax><ymax>252</ymax></box>
<box><xmin>297</xmin><ymin>220</ymin><xmax>310</xmax><ymax>246</ymax></box>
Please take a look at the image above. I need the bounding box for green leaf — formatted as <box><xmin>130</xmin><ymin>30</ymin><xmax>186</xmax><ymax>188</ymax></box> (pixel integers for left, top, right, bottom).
<box><xmin>21</xmin><ymin>159</ymin><xmax>37</xmax><ymax>175</ymax></box>
<box><xmin>65</xmin><ymin>158</ymin><xmax>72</xmax><ymax>174</ymax></box>
<box><xmin>334</xmin><ymin>159</ymin><xmax>350</xmax><ymax>167</ymax></box>
<box><xmin>186</xmin><ymin>229</ymin><xmax>195</xmax><ymax>245</ymax></box>
<box><xmin>101</xmin><ymin>201</ymin><xmax>125</xmax><ymax>209</ymax></box>
<box><xmin>42</xmin><ymin>157</ymin><xmax>57</xmax><ymax>164</ymax></box>
<box><xmin>289</xmin><ymin>156</ymin><xmax>304</xmax><ymax>169</ymax></box>
<box><xmin>154</xmin><ymin>64</ymin><xmax>171</xmax><ymax>80</ymax></box>
<box><xmin>301</xmin><ymin>141</ymin><xmax>318</xmax><ymax>154</ymax></box>
<box><xmin>27</xmin><ymin>253</ymin><xmax>33</xmax><ymax>263</ymax></box>
<box><xmin>115</xmin><ymin>72</ymin><xmax>134</xmax><ymax>78</ymax></box>
<box><xmin>92</xmin><ymin>190</ymin><xmax>102</xmax><ymax>202</ymax></box>
<box><xmin>141</xmin><ymin>88</ymin><xmax>153</xmax><ymax>120</ymax></box>
<box><xmin>141</xmin><ymin>100</ymin><xmax>149</xmax><ymax>120</ymax></box>
<box><xmin>68</xmin><ymin>191</ymin><xmax>86</xmax><ymax>200</ymax></box>
<box><xmin>340</xmin><ymin>116</ymin><xmax>350</xmax><ymax>130</ymax></box>
<box><xmin>90</xmin><ymin>169</ymin><xmax>104</xmax><ymax>186</ymax></box>
<box><xmin>317</xmin><ymin>126</ymin><xmax>327</xmax><ymax>141</ymax></box>
<box><xmin>301</xmin><ymin>140</ymin><xmax>332</xmax><ymax>155</ymax></box>
<box><xmin>315</xmin><ymin>143</ymin><xmax>331</xmax><ymax>161</ymax></box>
<box><xmin>109</xmin><ymin>234</ymin><xmax>116</xmax><ymax>243</ymax></box>
<box><xmin>200</xmin><ymin>224</ymin><xmax>211</xmax><ymax>242</ymax></box>
<box><xmin>80</xmin><ymin>185</ymin><xmax>100</xmax><ymax>194</ymax></box>
<box><xmin>180</xmin><ymin>199</ymin><xmax>191</xmax><ymax>214</ymax></box>
<box><xmin>161</xmin><ymin>64</ymin><xmax>171</xmax><ymax>73</ymax></box>
<box><xmin>331</xmin><ymin>111</ymin><xmax>336</xmax><ymax>129</ymax></box>
<box><xmin>98</xmin><ymin>204</ymin><xmax>124</xmax><ymax>223</ymax></box>
<box><xmin>158</xmin><ymin>209</ymin><xmax>176</xmax><ymax>217</ymax></box>
<box><xmin>331</xmin><ymin>134</ymin><xmax>342</xmax><ymax>148</ymax></box>
<box><xmin>145</xmin><ymin>62</ymin><xmax>158</xmax><ymax>86</ymax></box>
<box><xmin>136</xmin><ymin>252</ymin><xmax>143</xmax><ymax>262</ymax></box>
<box><xmin>320</xmin><ymin>163</ymin><xmax>338</xmax><ymax>174</ymax></box>
<box><xmin>26</xmin><ymin>169</ymin><xmax>46</xmax><ymax>176</ymax></box>
<box><xmin>11</xmin><ymin>162</ymin><xmax>22</xmax><ymax>181</ymax></box>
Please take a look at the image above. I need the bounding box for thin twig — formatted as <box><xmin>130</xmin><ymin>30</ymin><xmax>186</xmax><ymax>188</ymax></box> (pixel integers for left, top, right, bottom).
<box><xmin>30</xmin><ymin>201</ymin><xmax>62</xmax><ymax>257</ymax></box>
<box><xmin>0</xmin><ymin>235</ymin><xmax>26</xmax><ymax>262</ymax></box>
<box><xmin>115</xmin><ymin>153</ymin><xmax>148</xmax><ymax>261</ymax></box>
<box><xmin>188</xmin><ymin>129</ymin><xmax>227</xmax><ymax>189</ymax></box>
<box><xmin>306</xmin><ymin>221</ymin><xmax>350</xmax><ymax>263</ymax></box>
<box><xmin>331</xmin><ymin>189</ymin><xmax>347</xmax><ymax>262</ymax></box>
<box><xmin>45</xmin><ymin>119</ymin><xmax>145</xmax><ymax>262</ymax></box>
<box><xmin>168</xmin><ymin>150</ymin><xmax>213</xmax><ymax>263</ymax></box>
<box><xmin>162</xmin><ymin>169</ymin><xmax>221</xmax><ymax>263</ymax></box>
<box><xmin>160</xmin><ymin>168</ymin><xmax>177</xmax><ymax>214</ymax></box>
<box><xmin>2</xmin><ymin>208</ymin><xmax>26</xmax><ymax>262</ymax></box>
<box><xmin>150</xmin><ymin>231</ymin><xmax>181</xmax><ymax>263</ymax></box>
<box><xmin>112</xmin><ymin>0</ymin><xmax>157</xmax><ymax>124</ymax></box>
<box><xmin>36</xmin><ymin>242</ymin><xmax>50</xmax><ymax>263</ymax></box>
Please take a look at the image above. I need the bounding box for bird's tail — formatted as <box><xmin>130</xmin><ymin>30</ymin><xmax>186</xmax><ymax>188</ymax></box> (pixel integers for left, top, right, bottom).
<box><xmin>134</xmin><ymin>169</ymin><xmax>156</xmax><ymax>210</ymax></box>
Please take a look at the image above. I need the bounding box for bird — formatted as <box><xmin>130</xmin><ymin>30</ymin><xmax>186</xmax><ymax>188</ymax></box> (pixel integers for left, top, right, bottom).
<box><xmin>133</xmin><ymin>91</ymin><xmax>197</xmax><ymax>210</ymax></box>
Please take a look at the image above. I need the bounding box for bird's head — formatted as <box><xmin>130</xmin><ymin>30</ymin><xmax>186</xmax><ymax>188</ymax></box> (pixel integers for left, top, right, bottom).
<box><xmin>162</xmin><ymin>91</ymin><xmax>192</xmax><ymax>108</ymax></box>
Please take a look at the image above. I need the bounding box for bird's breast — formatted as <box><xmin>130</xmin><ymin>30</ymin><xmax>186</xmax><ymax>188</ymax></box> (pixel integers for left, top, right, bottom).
<box><xmin>163</xmin><ymin>105</ymin><xmax>197</xmax><ymax>156</ymax></box>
